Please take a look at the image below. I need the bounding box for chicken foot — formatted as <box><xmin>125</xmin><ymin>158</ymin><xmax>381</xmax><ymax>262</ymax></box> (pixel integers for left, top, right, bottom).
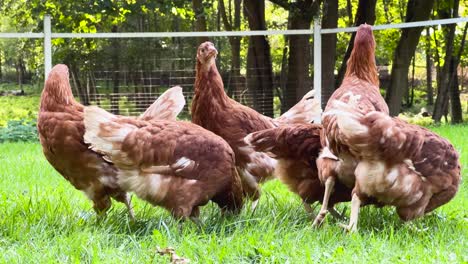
<box><xmin>124</xmin><ymin>194</ymin><xmax>135</xmax><ymax>221</ymax></box>
<box><xmin>340</xmin><ymin>193</ymin><xmax>361</xmax><ymax>232</ymax></box>
<box><xmin>312</xmin><ymin>177</ymin><xmax>335</xmax><ymax>227</ymax></box>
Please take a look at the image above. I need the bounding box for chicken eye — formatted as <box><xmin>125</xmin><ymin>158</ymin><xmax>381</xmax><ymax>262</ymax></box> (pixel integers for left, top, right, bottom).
<box><xmin>201</xmin><ymin>48</ymin><xmax>205</xmax><ymax>53</ymax></box>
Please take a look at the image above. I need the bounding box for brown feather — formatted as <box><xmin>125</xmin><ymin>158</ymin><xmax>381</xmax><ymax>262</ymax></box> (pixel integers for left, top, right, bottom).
<box><xmin>192</xmin><ymin>42</ymin><xmax>322</xmax><ymax>201</ymax></box>
<box><xmin>83</xmin><ymin>107</ymin><xmax>244</xmax><ymax>217</ymax></box>
<box><xmin>329</xmin><ymin>95</ymin><xmax>461</xmax><ymax>220</ymax></box>
<box><xmin>37</xmin><ymin>64</ymin><xmax>186</xmax><ymax>216</ymax></box>
<box><xmin>246</xmin><ymin>124</ymin><xmax>352</xmax><ymax>206</ymax></box>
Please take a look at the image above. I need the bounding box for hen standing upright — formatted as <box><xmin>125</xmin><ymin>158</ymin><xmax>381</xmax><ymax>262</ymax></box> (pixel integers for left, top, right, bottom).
<box><xmin>37</xmin><ymin>64</ymin><xmax>185</xmax><ymax>218</ymax></box>
<box><xmin>191</xmin><ymin>42</ymin><xmax>321</xmax><ymax>205</ymax></box>
<box><xmin>325</xmin><ymin>98</ymin><xmax>461</xmax><ymax>231</ymax></box>
<box><xmin>317</xmin><ymin>25</ymin><xmax>461</xmax><ymax>231</ymax></box>
<box><xmin>313</xmin><ymin>24</ymin><xmax>389</xmax><ymax>227</ymax></box>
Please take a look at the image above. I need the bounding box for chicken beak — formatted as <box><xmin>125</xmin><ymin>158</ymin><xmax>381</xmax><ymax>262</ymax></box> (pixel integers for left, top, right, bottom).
<box><xmin>209</xmin><ymin>46</ymin><xmax>218</xmax><ymax>58</ymax></box>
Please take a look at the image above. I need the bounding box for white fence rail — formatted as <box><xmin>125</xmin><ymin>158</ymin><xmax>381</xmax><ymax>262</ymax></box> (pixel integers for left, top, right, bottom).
<box><xmin>0</xmin><ymin>15</ymin><xmax>467</xmax><ymax>122</ymax></box>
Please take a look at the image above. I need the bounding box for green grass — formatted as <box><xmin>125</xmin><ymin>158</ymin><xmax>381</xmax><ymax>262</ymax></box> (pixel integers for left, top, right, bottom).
<box><xmin>0</xmin><ymin>125</ymin><xmax>467</xmax><ymax>263</ymax></box>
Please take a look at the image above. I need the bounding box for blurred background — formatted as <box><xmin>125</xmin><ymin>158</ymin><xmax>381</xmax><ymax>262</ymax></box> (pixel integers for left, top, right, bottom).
<box><xmin>0</xmin><ymin>0</ymin><xmax>467</xmax><ymax>140</ymax></box>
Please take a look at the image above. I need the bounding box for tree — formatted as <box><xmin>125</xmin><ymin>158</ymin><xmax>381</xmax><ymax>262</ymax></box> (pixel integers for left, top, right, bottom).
<box><xmin>244</xmin><ymin>0</ymin><xmax>274</xmax><ymax>117</ymax></box>
<box><xmin>425</xmin><ymin>27</ymin><xmax>434</xmax><ymax>106</ymax></box>
<box><xmin>192</xmin><ymin>0</ymin><xmax>209</xmax><ymax>44</ymax></box>
<box><xmin>433</xmin><ymin>0</ymin><xmax>465</xmax><ymax>123</ymax></box>
<box><xmin>219</xmin><ymin>0</ymin><xmax>243</xmax><ymax>100</ymax></box>
<box><xmin>321</xmin><ymin>0</ymin><xmax>338</xmax><ymax>109</ymax></box>
<box><xmin>385</xmin><ymin>0</ymin><xmax>435</xmax><ymax>116</ymax></box>
<box><xmin>269</xmin><ymin>0</ymin><xmax>321</xmax><ymax>112</ymax></box>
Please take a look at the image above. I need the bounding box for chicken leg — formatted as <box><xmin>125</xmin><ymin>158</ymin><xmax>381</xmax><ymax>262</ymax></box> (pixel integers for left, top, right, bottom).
<box><xmin>340</xmin><ymin>193</ymin><xmax>361</xmax><ymax>232</ymax></box>
<box><xmin>312</xmin><ymin>177</ymin><xmax>335</xmax><ymax>227</ymax></box>
<box><xmin>123</xmin><ymin>194</ymin><xmax>135</xmax><ymax>221</ymax></box>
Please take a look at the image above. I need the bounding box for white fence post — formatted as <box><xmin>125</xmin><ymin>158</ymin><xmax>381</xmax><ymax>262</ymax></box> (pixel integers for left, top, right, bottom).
<box><xmin>313</xmin><ymin>18</ymin><xmax>322</xmax><ymax>124</ymax></box>
<box><xmin>44</xmin><ymin>15</ymin><xmax>52</xmax><ymax>80</ymax></box>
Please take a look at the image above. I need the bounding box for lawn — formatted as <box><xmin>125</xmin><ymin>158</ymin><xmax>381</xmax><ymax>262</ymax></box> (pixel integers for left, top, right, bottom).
<box><xmin>0</xmin><ymin>125</ymin><xmax>466</xmax><ymax>263</ymax></box>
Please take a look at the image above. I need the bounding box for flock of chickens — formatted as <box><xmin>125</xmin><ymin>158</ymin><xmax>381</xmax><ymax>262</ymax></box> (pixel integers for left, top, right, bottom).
<box><xmin>37</xmin><ymin>25</ymin><xmax>461</xmax><ymax>232</ymax></box>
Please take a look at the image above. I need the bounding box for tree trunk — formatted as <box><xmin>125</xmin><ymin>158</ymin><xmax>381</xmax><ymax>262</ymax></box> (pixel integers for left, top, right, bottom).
<box><xmin>425</xmin><ymin>28</ymin><xmax>433</xmax><ymax>106</ymax></box>
<box><xmin>386</xmin><ymin>0</ymin><xmax>435</xmax><ymax>116</ymax></box>
<box><xmin>335</xmin><ymin>0</ymin><xmax>377</xmax><ymax>88</ymax></box>
<box><xmin>219</xmin><ymin>0</ymin><xmax>243</xmax><ymax>100</ymax></box>
<box><xmin>16</xmin><ymin>58</ymin><xmax>23</xmax><ymax>92</ymax></box>
<box><xmin>192</xmin><ymin>0</ymin><xmax>209</xmax><ymax>44</ymax></box>
<box><xmin>346</xmin><ymin>0</ymin><xmax>353</xmax><ymax>26</ymax></box>
<box><xmin>111</xmin><ymin>25</ymin><xmax>120</xmax><ymax>115</ymax></box>
<box><xmin>279</xmin><ymin>40</ymin><xmax>289</xmax><ymax>110</ymax></box>
<box><xmin>244</xmin><ymin>0</ymin><xmax>274</xmax><ymax>117</ymax></box>
<box><xmin>282</xmin><ymin>0</ymin><xmax>321</xmax><ymax>111</ymax></box>
<box><xmin>449</xmin><ymin>20</ymin><xmax>467</xmax><ymax>123</ymax></box>
<box><xmin>321</xmin><ymin>0</ymin><xmax>338</xmax><ymax>109</ymax></box>
<box><xmin>433</xmin><ymin>0</ymin><xmax>460</xmax><ymax>122</ymax></box>
<box><xmin>449</xmin><ymin>59</ymin><xmax>462</xmax><ymax>123</ymax></box>
<box><xmin>409</xmin><ymin>52</ymin><xmax>415</xmax><ymax>107</ymax></box>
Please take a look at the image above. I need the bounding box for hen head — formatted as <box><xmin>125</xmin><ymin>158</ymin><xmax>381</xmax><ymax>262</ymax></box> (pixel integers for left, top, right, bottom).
<box><xmin>41</xmin><ymin>64</ymin><xmax>75</xmax><ymax>106</ymax></box>
<box><xmin>197</xmin><ymin>41</ymin><xmax>218</xmax><ymax>72</ymax></box>
<box><xmin>47</xmin><ymin>64</ymin><xmax>70</xmax><ymax>84</ymax></box>
<box><xmin>354</xmin><ymin>24</ymin><xmax>375</xmax><ymax>51</ymax></box>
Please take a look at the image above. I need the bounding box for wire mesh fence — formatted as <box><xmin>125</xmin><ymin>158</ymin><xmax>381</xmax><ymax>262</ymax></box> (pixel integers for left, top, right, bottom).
<box><xmin>0</xmin><ymin>17</ymin><xmax>467</xmax><ymax>119</ymax></box>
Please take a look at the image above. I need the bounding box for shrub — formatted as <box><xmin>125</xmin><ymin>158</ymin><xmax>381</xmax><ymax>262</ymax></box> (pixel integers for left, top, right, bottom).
<box><xmin>0</xmin><ymin>120</ymin><xmax>38</xmax><ymax>143</ymax></box>
<box><xmin>0</xmin><ymin>96</ymin><xmax>40</xmax><ymax>127</ymax></box>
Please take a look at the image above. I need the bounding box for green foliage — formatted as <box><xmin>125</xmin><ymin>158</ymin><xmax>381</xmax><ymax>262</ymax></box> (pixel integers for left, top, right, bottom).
<box><xmin>0</xmin><ymin>119</ymin><xmax>38</xmax><ymax>142</ymax></box>
<box><xmin>398</xmin><ymin>114</ymin><xmax>435</xmax><ymax>127</ymax></box>
<box><xmin>0</xmin><ymin>96</ymin><xmax>39</xmax><ymax>127</ymax></box>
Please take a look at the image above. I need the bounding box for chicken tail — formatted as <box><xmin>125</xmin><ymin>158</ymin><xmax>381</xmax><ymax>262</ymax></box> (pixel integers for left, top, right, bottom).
<box><xmin>139</xmin><ymin>86</ymin><xmax>185</xmax><ymax>120</ymax></box>
<box><xmin>83</xmin><ymin>106</ymin><xmax>136</xmax><ymax>161</ymax></box>
<box><xmin>244</xmin><ymin>129</ymin><xmax>277</xmax><ymax>156</ymax></box>
<box><xmin>245</xmin><ymin>124</ymin><xmax>322</xmax><ymax>160</ymax></box>
<box><xmin>345</xmin><ymin>24</ymin><xmax>379</xmax><ymax>86</ymax></box>
<box><xmin>275</xmin><ymin>89</ymin><xmax>322</xmax><ymax>125</ymax></box>
<box><xmin>325</xmin><ymin>96</ymin><xmax>424</xmax><ymax>159</ymax></box>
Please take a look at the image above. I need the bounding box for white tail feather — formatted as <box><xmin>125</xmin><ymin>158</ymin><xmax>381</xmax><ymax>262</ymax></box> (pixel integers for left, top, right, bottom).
<box><xmin>139</xmin><ymin>86</ymin><xmax>185</xmax><ymax>120</ymax></box>
<box><xmin>276</xmin><ymin>89</ymin><xmax>322</xmax><ymax>124</ymax></box>
<box><xmin>83</xmin><ymin>106</ymin><xmax>135</xmax><ymax>159</ymax></box>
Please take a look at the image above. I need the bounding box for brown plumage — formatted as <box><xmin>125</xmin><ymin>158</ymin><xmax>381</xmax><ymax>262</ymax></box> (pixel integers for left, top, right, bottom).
<box><xmin>83</xmin><ymin>106</ymin><xmax>244</xmax><ymax>219</ymax></box>
<box><xmin>245</xmin><ymin>124</ymin><xmax>352</xmax><ymax>212</ymax></box>
<box><xmin>191</xmin><ymin>41</ymin><xmax>321</xmax><ymax>203</ymax></box>
<box><xmin>37</xmin><ymin>64</ymin><xmax>185</xmax><ymax>218</ymax></box>
<box><xmin>314</xmin><ymin>24</ymin><xmax>389</xmax><ymax>228</ymax></box>
<box><xmin>318</xmin><ymin>25</ymin><xmax>461</xmax><ymax>231</ymax></box>
<box><xmin>327</xmin><ymin>100</ymin><xmax>460</xmax><ymax>224</ymax></box>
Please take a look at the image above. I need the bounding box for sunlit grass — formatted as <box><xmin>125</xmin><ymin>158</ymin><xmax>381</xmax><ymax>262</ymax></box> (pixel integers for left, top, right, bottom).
<box><xmin>0</xmin><ymin>124</ymin><xmax>467</xmax><ymax>263</ymax></box>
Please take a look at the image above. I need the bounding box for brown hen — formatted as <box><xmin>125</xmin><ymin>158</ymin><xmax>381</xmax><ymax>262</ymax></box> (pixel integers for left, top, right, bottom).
<box><xmin>318</xmin><ymin>25</ymin><xmax>461</xmax><ymax>231</ymax></box>
<box><xmin>37</xmin><ymin>64</ymin><xmax>185</xmax><ymax>218</ymax></box>
<box><xmin>83</xmin><ymin>106</ymin><xmax>244</xmax><ymax>219</ymax></box>
<box><xmin>313</xmin><ymin>24</ymin><xmax>389</xmax><ymax>227</ymax></box>
<box><xmin>192</xmin><ymin>41</ymin><xmax>321</xmax><ymax>205</ymax></box>
<box><xmin>245</xmin><ymin>124</ymin><xmax>352</xmax><ymax>216</ymax></box>
<box><xmin>325</xmin><ymin>98</ymin><xmax>461</xmax><ymax>231</ymax></box>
